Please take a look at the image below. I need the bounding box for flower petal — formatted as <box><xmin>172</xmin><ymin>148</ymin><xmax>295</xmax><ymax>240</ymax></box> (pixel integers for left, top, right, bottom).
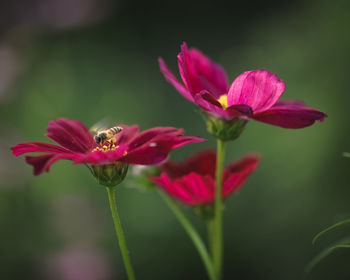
<box><xmin>223</xmin><ymin>154</ymin><xmax>260</xmax><ymax>198</ymax></box>
<box><xmin>25</xmin><ymin>153</ymin><xmax>74</xmax><ymax>176</ymax></box>
<box><xmin>252</xmin><ymin>100</ymin><xmax>327</xmax><ymax>128</ymax></box>
<box><xmin>127</xmin><ymin>127</ymin><xmax>180</xmax><ymax>150</ymax></box>
<box><xmin>158</xmin><ymin>58</ymin><xmax>194</xmax><ymax>102</ymax></box>
<box><xmin>194</xmin><ymin>91</ymin><xmax>252</xmax><ymax>120</ymax></box>
<box><xmin>46</xmin><ymin>118</ymin><xmax>95</xmax><ymax>153</ymax></box>
<box><xmin>11</xmin><ymin>142</ymin><xmax>71</xmax><ymax>156</ymax></box>
<box><xmin>122</xmin><ymin>128</ymin><xmax>205</xmax><ymax>165</ymax></box>
<box><xmin>152</xmin><ymin>173</ymin><xmax>196</xmax><ymax>205</ymax></box>
<box><xmin>182</xmin><ymin>172</ymin><xmax>215</xmax><ymax>205</ymax></box>
<box><xmin>117</xmin><ymin>125</ymin><xmax>140</xmax><ymax>145</ymax></box>
<box><xmin>178</xmin><ymin>42</ymin><xmax>229</xmax><ymax>98</ymax></box>
<box><xmin>227</xmin><ymin>70</ymin><xmax>285</xmax><ymax>113</ymax></box>
<box><xmin>160</xmin><ymin>150</ymin><xmax>217</xmax><ymax>178</ymax></box>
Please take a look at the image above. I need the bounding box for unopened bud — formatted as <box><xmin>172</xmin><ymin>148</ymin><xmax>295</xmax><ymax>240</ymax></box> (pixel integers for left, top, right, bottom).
<box><xmin>91</xmin><ymin>162</ymin><xmax>128</xmax><ymax>187</ymax></box>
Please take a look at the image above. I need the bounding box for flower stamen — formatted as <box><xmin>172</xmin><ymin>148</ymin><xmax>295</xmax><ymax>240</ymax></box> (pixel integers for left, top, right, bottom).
<box><xmin>217</xmin><ymin>95</ymin><xmax>228</xmax><ymax>109</ymax></box>
<box><xmin>92</xmin><ymin>143</ymin><xmax>120</xmax><ymax>153</ymax></box>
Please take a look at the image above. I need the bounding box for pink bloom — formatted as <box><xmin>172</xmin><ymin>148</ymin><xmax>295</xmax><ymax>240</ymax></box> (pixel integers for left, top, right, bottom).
<box><xmin>159</xmin><ymin>43</ymin><xmax>327</xmax><ymax>128</ymax></box>
<box><xmin>151</xmin><ymin>150</ymin><xmax>260</xmax><ymax>206</ymax></box>
<box><xmin>11</xmin><ymin>118</ymin><xmax>205</xmax><ymax>176</ymax></box>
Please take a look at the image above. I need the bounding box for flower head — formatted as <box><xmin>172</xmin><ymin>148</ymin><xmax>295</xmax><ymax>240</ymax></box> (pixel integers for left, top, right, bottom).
<box><xmin>11</xmin><ymin>118</ymin><xmax>205</xmax><ymax>186</ymax></box>
<box><xmin>159</xmin><ymin>43</ymin><xmax>327</xmax><ymax>130</ymax></box>
<box><xmin>151</xmin><ymin>150</ymin><xmax>260</xmax><ymax>206</ymax></box>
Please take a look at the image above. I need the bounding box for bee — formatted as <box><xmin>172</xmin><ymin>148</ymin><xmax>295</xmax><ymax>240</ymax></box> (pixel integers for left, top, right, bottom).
<box><xmin>94</xmin><ymin>126</ymin><xmax>123</xmax><ymax>147</ymax></box>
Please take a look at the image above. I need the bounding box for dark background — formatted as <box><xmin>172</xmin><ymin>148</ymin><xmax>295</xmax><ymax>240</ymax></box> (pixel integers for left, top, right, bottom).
<box><xmin>1</xmin><ymin>0</ymin><xmax>350</xmax><ymax>279</ymax></box>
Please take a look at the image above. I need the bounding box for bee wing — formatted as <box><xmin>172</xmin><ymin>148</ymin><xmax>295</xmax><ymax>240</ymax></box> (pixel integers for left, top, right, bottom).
<box><xmin>90</xmin><ymin>118</ymin><xmax>109</xmax><ymax>135</ymax></box>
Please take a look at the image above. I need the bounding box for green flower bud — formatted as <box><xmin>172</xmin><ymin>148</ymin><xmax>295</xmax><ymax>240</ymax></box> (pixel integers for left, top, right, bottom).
<box><xmin>206</xmin><ymin>114</ymin><xmax>248</xmax><ymax>141</ymax></box>
<box><xmin>91</xmin><ymin>162</ymin><xmax>128</xmax><ymax>187</ymax></box>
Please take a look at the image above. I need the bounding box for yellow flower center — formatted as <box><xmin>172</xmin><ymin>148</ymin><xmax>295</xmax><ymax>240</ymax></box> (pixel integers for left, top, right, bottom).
<box><xmin>92</xmin><ymin>143</ymin><xmax>119</xmax><ymax>153</ymax></box>
<box><xmin>92</xmin><ymin>143</ymin><xmax>128</xmax><ymax>157</ymax></box>
<box><xmin>217</xmin><ymin>94</ymin><xmax>228</xmax><ymax>109</ymax></box>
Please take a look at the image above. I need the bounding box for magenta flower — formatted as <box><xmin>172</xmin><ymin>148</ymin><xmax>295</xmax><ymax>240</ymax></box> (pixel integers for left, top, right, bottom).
<box><xmin>159</xmin><ymin>42</ymin><xmax>326</xmax><ymax>129</ymax></box>
<box><xmin>11</xmin><ymin>118</ymin><xmax>205</xmax><ymax>182</ymax></box>
<box><xmin>151</xmin><ymin>150</ymin><xmax>260</xmax><ymax>206</ymax></box>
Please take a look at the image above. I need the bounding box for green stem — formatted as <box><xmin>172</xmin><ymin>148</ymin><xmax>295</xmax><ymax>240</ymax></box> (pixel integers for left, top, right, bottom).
<box><xmin>106</xmin><ymin>187</ymin><xmax>136</xmax><ymax>280</ymax></box>
<box><xmin>207</xmin><ymin>218</ymin><xmax>215</xmax><ymax>256</ymax></box>
<box><xmin>213</xmin><ymin>139</ymin><xmax>226</xmax><ymax>280</ymax></box>
<box><xmin>158</xmin><ymin>190</ymin><xmax>217</xmax><ymax>280</ymax></box>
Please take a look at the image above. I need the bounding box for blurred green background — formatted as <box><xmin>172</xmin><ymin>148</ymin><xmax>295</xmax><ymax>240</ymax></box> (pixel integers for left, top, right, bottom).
<box><xmin>1</xmin><ymin>0</ymin><xmax>349</xmax><ymax>279</ymax></box>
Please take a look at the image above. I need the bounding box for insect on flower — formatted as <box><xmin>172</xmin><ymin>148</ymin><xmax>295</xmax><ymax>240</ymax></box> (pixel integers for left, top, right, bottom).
<box><xmin>94</xmin><ymin>126</ymin><xmax>123</xmax><ymax>147</ymax></box>
<box><xmin>11</xmin><ymin>118</ymin><xmax>206</xmax><ymax>187</ymax></box>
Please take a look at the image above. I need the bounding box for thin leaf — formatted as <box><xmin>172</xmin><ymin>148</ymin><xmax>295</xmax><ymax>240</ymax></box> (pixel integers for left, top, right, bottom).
<box><xmin>305</xmin><ymin>237</ymin><xmax>350</xmax><ymax>276</ymax></box>
<box><xmin>343</xmin><ymin>152</ymin><xmax>350</xmax><ymax>158</ymax></box>
<box><xmin>312</xmin><ymin>219</ymin><xmax>350</xmax><ymax>245</ymax></box>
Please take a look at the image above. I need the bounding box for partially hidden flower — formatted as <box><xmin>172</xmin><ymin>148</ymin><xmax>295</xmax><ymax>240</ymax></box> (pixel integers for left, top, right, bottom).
<box><xmin>151</xmin><ymin>150</ymin><xmax>260</xmax><ymax>209</ymax></box>
<box><xmin>159</xmin><ymin>43</ymin><xmax>327</xmax><ymax>140</ymax></box>
<box><xmin>11</xmin><ymin>118</ymin><xmax>205</xmax><ymax>187</ymax></box>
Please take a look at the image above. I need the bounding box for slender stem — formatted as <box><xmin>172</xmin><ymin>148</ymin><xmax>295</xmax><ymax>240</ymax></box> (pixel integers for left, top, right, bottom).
<box><xmin>106</xmin><ymin>186</ymin><xmax>136</xmax><ymax>280</ymax></box>
<box><xmin>158</xmin><ymin>190</ymin><xmax>217</xmax><ymax>280</ymax></box>
<box><xmin>207</xmin><ymin>218</ymin><xmax>215</xmax><ymax>256</ymax></box>
<box><xmin>213</xmin><ymin>139</ymin><xmax>226</xmax><ymax>280</ymax></box>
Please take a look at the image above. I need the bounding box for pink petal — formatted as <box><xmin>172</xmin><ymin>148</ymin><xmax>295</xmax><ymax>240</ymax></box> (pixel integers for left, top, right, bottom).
<box><xmin>178</xmin><ymin>42</ymin><xmax>229</xmax><ymax>98</ymax></box>
<box><xmin>122</xmin><ymin>127</ymin><xmax>205</xmax><ymax>165</ymax></box>
<box><xmin>46</xmin><ymin>118</ymin><xmax>95</xmax><ymax>153</ymax></box>
<box><xmin>117</xmin><ymin>125</ymin><xmax>140</xmax><ymax>145</ymax></box>
<box><xmin>223</xmin><ymin>154</ymin><xmax>260</xmax><ymax>198</ymax></box>
<box><xmin>11</xmin><ymin>142</ymin><xmax>71</xmax><ymax>156</ymax></box>
<box><xmin>127</xmin><ymin>127</ymin><xmax>180</xmax><ymax>150</ymax></box>
<box><xmin>187</xmin><ymin>47</ymin><xmax>229</xmax><ymax>97</ymax></box>
<box><xmin>252</xmin><ymin>100</ymin><xmax>327</xmax><ymax>128</ymax></box>
<box><xmin>25</xmin><ymin>153</ymin><xmax>74</xmax><ymax>176</ymax></box>
<box><xmin>194</xmin><ymin>91</ymin><xmax>252</xmax><ymax>120</ymax></box>
<box><xmin>151</xmin><ymin>173</ymin><xmax>195</xmax><ymax>205</ymax></box>
<box><xmin>182</xmin><ymin>172</ymin><xmax>215</xmax><ymax>204</ymax></box>
<box><xmin>170</xmin><ymin>135</ymin><xmax>206</xmax><ymax>149</ymax></box>
<box><xmin>172</xmin><ymin>179</ymin><xmax>197</xmax><ymax>205</ymax></box>
<box><xmin>158</xmin><ymin>58</ymin><xmax>194</xmax><ymax>102</ymax></box>
<box><xmin>122</xmin><ymin>134</ymin><xmax>204</xmax><ymax>165</ymax></box>
<box><xmin>223</xmin><ymin>154</ymin><xmax>261</xmax><ymax>179</ymax></box>
<box><xmin>160</xmin><ymin>150</ymin><xmax>217</xmax><ymax>178</ymax></box>
<box><xmin>227</xmin><ymin>70</ymin><xmax>285</xmax><ymax>113</ymax></box>
<box><xmin>193</xmin><ymin>91</ymin><xmax>227</xmax><ymax>118</ymax></box>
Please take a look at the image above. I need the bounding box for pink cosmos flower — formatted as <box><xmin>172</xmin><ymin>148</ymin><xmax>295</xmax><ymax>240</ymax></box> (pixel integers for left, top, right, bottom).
<box><xmin>159</xmin><ymin>43</ymin><xmax>326</xmax><ymax>128</ymax></box>
<box><xmin>151</xmin><ymin>150</ymin><xmax>260</xmax><ymax>206</ymax></box>
<box><xmin>11</xmin><ymin>118</ymin><xmax>205</xmax><ymax>177</ymax></box>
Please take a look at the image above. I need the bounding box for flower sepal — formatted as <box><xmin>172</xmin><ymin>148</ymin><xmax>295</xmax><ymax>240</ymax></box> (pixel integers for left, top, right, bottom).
<box><xmin>193</xmin><ymin>204</ymin><xmax>217</xmax><ymax>220</ymax></box>
<box><xmin>91</xmin><ymin>162</ymin><xmax>129</xmax><ymax>187</ymax></box>
<box><xmin>205</xmin><ymin>114</ymin><xmax>248</xmax><ymax>141</ymax></box>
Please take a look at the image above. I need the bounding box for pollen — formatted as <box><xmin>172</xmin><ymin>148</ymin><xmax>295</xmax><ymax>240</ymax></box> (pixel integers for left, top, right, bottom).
<box><xmin>92</xmin><ymin>143</ymin><xmax>119</xmax><ymax>153</ymax></box>
<box><xmin>218</xmin><ymin>94</ymin><xmax>228</xmax><ymax>109</ymax></box>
